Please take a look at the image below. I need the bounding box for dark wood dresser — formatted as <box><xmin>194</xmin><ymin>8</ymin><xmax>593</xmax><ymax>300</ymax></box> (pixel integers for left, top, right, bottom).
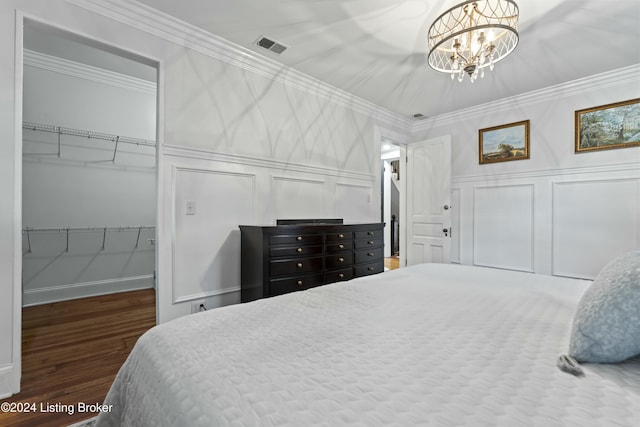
<box><xmin>240</xmin><ymin>222</ymin><xmax>384</xmax><ymax>302</ymax></box>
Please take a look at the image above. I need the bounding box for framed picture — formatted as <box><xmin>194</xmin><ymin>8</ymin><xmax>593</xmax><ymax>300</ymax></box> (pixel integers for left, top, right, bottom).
<box><xmin>479</xmin><ymin>120</ymin><xmax>530</xmax><ymax>164</ymax></box>
<box><xmin>575</xmin><ymin>98</ymin><xmax>640</xmax><ymax>153</ymax></box>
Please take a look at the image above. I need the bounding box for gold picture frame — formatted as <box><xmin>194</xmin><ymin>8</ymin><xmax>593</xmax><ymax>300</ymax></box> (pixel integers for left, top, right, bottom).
<box><xmin>575</xmin><ymin>98</ymin><xmax>640</xmax><ymax>153</ymax></box>
<box><xmin>479</xmin><ymin>120</ymin><xmax>530</xmax><ymax>164</ymax></box>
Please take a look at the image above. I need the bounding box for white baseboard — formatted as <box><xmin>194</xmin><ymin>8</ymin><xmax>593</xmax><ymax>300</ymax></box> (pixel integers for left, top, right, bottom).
<box><xmin>22</xmin><ymin>275</ymin><xmax>154</xmax><ymax>307</ymax></box>
<box><xmin>0</xmin><ymin>364</ymin><xmax>16</xmax><ymax>399</ymax></box>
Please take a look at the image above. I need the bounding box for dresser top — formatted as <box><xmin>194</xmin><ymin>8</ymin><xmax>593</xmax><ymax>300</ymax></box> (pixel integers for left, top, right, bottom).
<box><xmin>239</xmin><ymin>222</ymin><xmax>383</xmax><ymax>231</ymax></box>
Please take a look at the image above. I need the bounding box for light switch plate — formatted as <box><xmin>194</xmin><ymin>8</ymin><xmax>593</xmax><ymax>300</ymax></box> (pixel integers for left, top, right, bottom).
<box><xmin>186</xmin><ymin>200</ymin><xmax>196</xmax><ymax>215</ymax></box>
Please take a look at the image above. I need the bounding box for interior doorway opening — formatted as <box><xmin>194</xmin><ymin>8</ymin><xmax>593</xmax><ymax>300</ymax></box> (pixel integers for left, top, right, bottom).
<box><xmin>381</xmin><ymin>141</ymin><xmax>401</xmax><ymax>270</ymax></box>
<box><xmin>10</xmin><ymin>18</ymin><xmax>160</xmax><ymax>421</ymax></box>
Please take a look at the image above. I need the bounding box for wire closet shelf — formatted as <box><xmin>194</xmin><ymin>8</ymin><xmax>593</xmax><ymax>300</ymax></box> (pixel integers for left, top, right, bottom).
<box><xmin>23</xmin><ymin>226</ymin><xmax>156</xmax><ymax>254</ymax></box>
<box><xmin>22</xmin><ymin>121</ymin><xmax>156</xmax><ymax>162</ymax></box>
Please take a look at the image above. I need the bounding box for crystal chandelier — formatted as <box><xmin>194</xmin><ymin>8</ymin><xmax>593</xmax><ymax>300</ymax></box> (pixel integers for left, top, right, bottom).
<box><xmin>427</xmin><ymin>0</ymin><xmax>519</xmax><ymax>82</ymax></box>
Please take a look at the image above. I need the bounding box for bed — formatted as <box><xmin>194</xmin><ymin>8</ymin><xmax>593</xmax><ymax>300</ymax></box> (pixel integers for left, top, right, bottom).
<box><xmin>95</xmin><ymin>263</ymin><xmax>640</xmax><ymax>426</ymax></box>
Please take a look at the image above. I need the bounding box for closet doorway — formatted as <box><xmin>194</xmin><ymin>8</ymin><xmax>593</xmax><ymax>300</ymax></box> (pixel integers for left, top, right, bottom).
<box><xmin>19</xmin><ymin>20</ymin><xmax>158</xmax><ymax>409</ymax></box>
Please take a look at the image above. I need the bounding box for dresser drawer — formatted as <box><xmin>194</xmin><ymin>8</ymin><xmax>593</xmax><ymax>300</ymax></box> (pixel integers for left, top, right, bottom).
<box><xmin>270</xmin><ymin>245</ymin><xmax>323</xmax><ymax>258</ymax></box>
<box><xmin>354</xmin><ymin>238</ymin><xmax>382</xmax><ymax>249</ymax></box>
<box><xmin>326</xmin><ymin>252</ymin><xmax>354</xmax><ymax>269</ymax></box>
<box><xmin>355</xmin><ymin>261</ymin><xmax>384</xmax><ymax>276</ymax></box>
<box><xmin>325</xmin><ymin>268</ymin><xmax>353</xmax><ymax>283</ymax></box>
<box><xmin>270</xmin><ymin>256</ymin><xmax>324</xmax><ymax>277</ymax></box>
<box><xmin>269</xmin><ymin>273</ymin><xmax>324</xmax><ymax>296</ymax></box>
<box><xmin>326</xmin><ymin>232</ymin><xmax>353</xmax><ymax>243</ymax></box>
<box><xmin>326</xmin><ymin>242</ymin><xmax>352</xmax><ymax>252</ymax></box>
<box><xmin>269</xmin><ymin>234</ymin><xmax>323</xmax><ymax>246</ymax></box>
<box><xmin>355</xmin><ymin>247</ymin><xmax>383</xmax><ymax>264</ymax></box>
<box><xmin>355</xmin><ymin>229</ymin><xmax>381</xmax><ymax>240</ymax></box>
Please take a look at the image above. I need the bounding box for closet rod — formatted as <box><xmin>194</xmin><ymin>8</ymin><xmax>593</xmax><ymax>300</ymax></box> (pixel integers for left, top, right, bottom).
<box><xmin>22</xmin><ymin>122</ymin><xmax>156</xmax><ymax>148</ymax></box>
<box><xmin>23</xmin><ymin>226</ymin><xmax>155</xmax><ymax>254</ymax></box>
<box><xmin>23</xmin><ymin>226</ymin><xmax>155</xmax><ymax>233</ymax></box>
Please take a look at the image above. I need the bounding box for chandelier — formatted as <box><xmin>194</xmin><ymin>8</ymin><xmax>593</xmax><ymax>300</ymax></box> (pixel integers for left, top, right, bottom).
<box><xmin>427</xmin><ymin>0</ymin><xmax>519</xmax><ymax>82</ymax></box>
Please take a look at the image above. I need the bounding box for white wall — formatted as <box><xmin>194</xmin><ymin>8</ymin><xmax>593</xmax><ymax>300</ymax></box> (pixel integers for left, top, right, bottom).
<box><xmin>412</xmin><ymin>66</ymin><xmax>640</xmax><ymax>278</ymax></box>
<box><xmin>0</xmin><ymin>0</ymin><xmax>410</xmax><ymax>397</ymax></box>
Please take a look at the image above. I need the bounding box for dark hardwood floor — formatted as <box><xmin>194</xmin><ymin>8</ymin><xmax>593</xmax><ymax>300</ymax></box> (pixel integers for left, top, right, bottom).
<box><xmin>0</xmin><ymin>289</ymin><xmax>156</xmax><ymax>427</ymax></box>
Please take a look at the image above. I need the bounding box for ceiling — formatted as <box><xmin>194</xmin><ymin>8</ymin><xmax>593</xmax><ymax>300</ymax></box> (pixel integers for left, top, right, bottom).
<box><xmin>134</xmin><ymin>0</ymin><xmax>640</xmax><ymax>120</ymax></box>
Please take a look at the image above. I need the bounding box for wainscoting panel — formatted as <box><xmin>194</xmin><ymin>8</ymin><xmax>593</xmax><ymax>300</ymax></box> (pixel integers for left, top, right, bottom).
<box><xmin>473</xmin><ymin>184</ymin><xmax>535</xmax><ymax>271</ymax></box>
<box><xmin>552</xmin><ymin>178</ymin><xmax>639</xmax><ymax>279</ymax></box>
<box><xmin>335</xmin><ymin>183</ymin><xmax>373</xmax><ymax>223</ymax></box>
<box><xmin>173</xmin><ymin>167</ymin><xmax>255</xmax><ymax>303</ymax></box>
<box><xmin>272</xmin><ymin>176</ymin><xmax>327</xmax><ymax>220</ymax></box>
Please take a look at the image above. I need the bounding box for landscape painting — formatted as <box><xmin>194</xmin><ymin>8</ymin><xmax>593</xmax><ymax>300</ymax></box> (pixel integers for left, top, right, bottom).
<box><xmin>479</xmin><ymin>120</ymin><xmax>530</xmax><ymax>164</ymax></box>
<box><xmin>575</xmin><ymin>98</ymin><xmax>640</xmax><ymax>153</ymax></box>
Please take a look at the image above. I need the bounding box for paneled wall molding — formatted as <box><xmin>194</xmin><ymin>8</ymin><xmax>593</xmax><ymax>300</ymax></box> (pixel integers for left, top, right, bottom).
<box><xmin>163</xmin><ymin>144</ymin><xmax>376</xmax><ymax>183</ymax></box>
<box><xmin>65</xmin><ymin>0</ymin><xmax>413</xmax><ymax>133</ymax></box>
<box><xmin>24</xmin><ymin>49</ymin><xmax>156</xmax><ymax>95</ymax></box>
<box><xmin>552</xmin><ymin>178</ymin><xmax>640</xmax><ymax>279</ymax></box>
<box><xmin>473</xmin><ymin>184</ymin><xmax>535</xmax><ymax>272</ymax></box>
<box><xmin>171</xmin><ymin>167</ymin><xmax>256</xmax><ymax>305</ymax></box>
<box><xmin>453</xmin><ymin>161</ymin><xmax>640</xmax><ymax>184</ymax></box>
<box><xmin>414</xmin><ymin>64</ymin><xmax>640</xmax><ymax>132</ymax></box>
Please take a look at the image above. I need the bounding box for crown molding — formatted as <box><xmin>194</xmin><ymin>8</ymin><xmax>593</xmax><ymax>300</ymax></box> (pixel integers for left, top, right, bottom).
<box><xmin>413</xmin><ymin>64</ymin><xmax>640</xmax><ymax>132</ymax></box>
<box><xmin>64</xmin><ymin>0</ymin><xmax>413</xmax><ymax>133</ymax></box>
<box><xmin>24</xmin><ymin>49</ymin><xmax>157</xmax><ymax>95</ymax></box>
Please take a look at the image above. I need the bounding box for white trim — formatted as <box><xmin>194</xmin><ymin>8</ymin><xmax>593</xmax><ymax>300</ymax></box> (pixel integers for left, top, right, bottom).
<box><xmin>163</xmin><ymin>144</ymin><xmax>376</xmax><ymax>182</ymax></box>
<box><xmin>414</xmin><ymin>64</ymin><xmax>640</xmax><ymax>131</ymax></box>
<box><xmin>22</xmin><ymin>275</ymin><xmax>155</xmax><ymax>307</ymax></box>
<box><xmin>11</xmin><ymin>10</ymin><xmax>26</xmax><ymax>398</ymax></box>
<box><xmin>453</xmin><ymin>161</ymin><xmax>640</xmax><ymax>184</ymax></box>
<box><xmin>65</xmin><ymin>0</ymin><xmax>413</xmax><ymax>132</ymax></box>
<box><xmin>0</xmin><ymin>365</ymin><xmax>15</xmax><ymax>399</ymax></box>
<box><xmin>173</xmin><ymin>286</ymin><xmax>240</xmax><ymax>304</ymax></box>
<box><xmin>24</xmin><ymin>49</ymin><xmax>156</xmax><ymax>95</ymax></box>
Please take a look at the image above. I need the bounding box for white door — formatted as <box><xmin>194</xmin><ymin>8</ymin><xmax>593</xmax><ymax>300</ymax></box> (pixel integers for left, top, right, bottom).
<box><xmin>405</xmin><ymin>135</ymin><xmax>452</xmax><ymax>265</ymax></box>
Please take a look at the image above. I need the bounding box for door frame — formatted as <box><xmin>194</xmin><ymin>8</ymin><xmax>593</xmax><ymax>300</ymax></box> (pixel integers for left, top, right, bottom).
<box><xmin>376</xmin><ymin>126</ymin><xmax>409</xmax><ymax>267</ymax></box>
<box><xmin>12</xmin><ymin>11</ymin><xmax>163</xmax><ymax>395</ymax></box>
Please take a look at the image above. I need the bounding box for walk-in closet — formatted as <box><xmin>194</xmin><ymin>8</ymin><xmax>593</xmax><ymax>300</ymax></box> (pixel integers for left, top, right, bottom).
<box><xmin>22</xmin><ymin>21</ymin><xmax>158</xmax><ymax>307</ymax></box>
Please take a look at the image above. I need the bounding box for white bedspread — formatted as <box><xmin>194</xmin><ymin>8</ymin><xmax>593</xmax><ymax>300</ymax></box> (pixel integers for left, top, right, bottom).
<box><xmin>96</xmin><ymin>263</ymin><xmax>640</xmax><ymax>426</ymax></box>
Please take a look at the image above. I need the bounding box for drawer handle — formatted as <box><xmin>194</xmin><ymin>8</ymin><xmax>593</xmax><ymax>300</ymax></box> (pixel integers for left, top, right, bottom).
<box><xmin>297</xmin><ymin>247</ymin><xmax>303</xmax><ymax>253</ymax></box>
<box><xmin>338</xmin><ymin>244</ymin><xmax>345</xmax><ymax>249</ymax></box>
<box><xmin>368</xmin><ymin>240</ymin><xmax>374</xmax><ymax>245</ymax></box>
<box><xmin>338</xmin><ymin>233</ymin><xmax>344</xmax><ymax>238</ymax></box>
<box><xmin>296</xmin><ymin>236</ymin><xmax>303</xmax><ymax>241</ymax></box>
<box><xmin>297</xmin><ymin>262</ymin><xmax>303</xmax><ymax>268</ymax></box>
<box><xmin>368</xmin><ymin>252</ymin><xmax>374</xmax><ymax>257</ymax></box>
<box><xmin>297</xmin><ymin>280</ymin><xmax>303</xmax><ymax>286</ymax></box>
<box><xmin>368</xmin><ymin>231</ymin><xmax>374</xmax><ymax>236</ymax></box>
<box><xmin>338</xmin><ymin>257</ymin><xmax>344</xmax><ymax>262</ymax></box>
<box><xmin>368</xmin><ymin>266</ymin><xmax>374</xmax><ymax>271</ymax></box>
<box><xmin>338</xmin><ymin>273</ymin><xmax>344</xmax><ymax>279</ymax></box>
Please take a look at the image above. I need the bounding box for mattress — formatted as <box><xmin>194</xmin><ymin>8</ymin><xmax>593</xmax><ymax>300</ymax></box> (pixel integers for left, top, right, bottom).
<box><xmin>95</xmin><ymin>263</ymin><xmax>640</xmax><ymax>426</ymax></box>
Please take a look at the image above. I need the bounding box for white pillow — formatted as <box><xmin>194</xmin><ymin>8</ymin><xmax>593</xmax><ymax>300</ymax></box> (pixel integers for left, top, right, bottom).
<box><xmin>568</xmin><ymin>251</ymin><xmax>640</xmax><ymax>364</ymax></box>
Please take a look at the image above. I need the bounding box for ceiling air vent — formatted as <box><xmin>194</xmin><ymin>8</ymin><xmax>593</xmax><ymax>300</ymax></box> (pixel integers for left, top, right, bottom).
<box><xmin>256</xmin><ymin>36</ymin><xmax>288</xmax><ymax>55</ymax></box>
